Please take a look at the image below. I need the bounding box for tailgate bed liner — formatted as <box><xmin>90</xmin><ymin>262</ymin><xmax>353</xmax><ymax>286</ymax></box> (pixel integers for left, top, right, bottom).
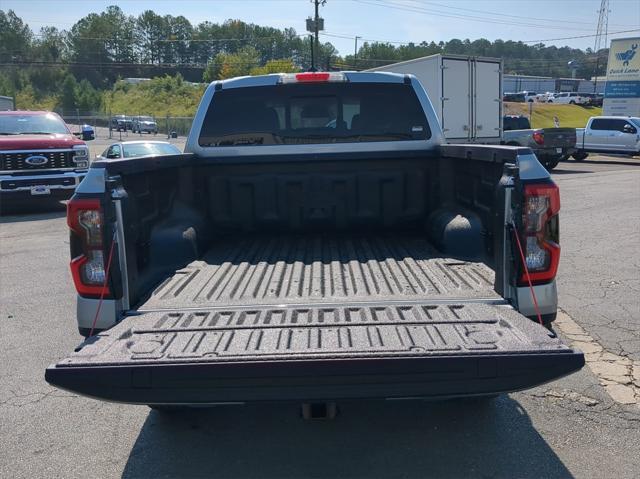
<box><xmin>46</xmin><ymin>302</ymin><xmax>584</xmax><ymax>404</ymax></box>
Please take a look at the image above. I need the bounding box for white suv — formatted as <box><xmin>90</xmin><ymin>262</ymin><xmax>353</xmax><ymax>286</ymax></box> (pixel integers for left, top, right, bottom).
<box><xmin>548</xmin><ymin>92</ymin><xmax>586</xmax><ymax>105</ymax></box>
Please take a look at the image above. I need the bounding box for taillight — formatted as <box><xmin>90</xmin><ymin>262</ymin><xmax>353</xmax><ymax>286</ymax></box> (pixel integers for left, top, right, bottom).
<box><xmin>532</xmin><ymin>130</ymin><xmax>544</xmax><ymax>145</ymax></box>
<box><xmin>519</xmin><ymin>183</ymin><xmax>560</xmax><ymax>285</ymax></box>
<box><xmin>67</xmin><ymin>198</ymin><xmax>110</xmax><ymax>297</ymax></box>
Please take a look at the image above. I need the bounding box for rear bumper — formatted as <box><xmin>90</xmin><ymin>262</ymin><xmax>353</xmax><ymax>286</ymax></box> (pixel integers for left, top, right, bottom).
<box><xmin>46</xmin><ymin>351</ymin><xmax>584</xmax><ymax>405</ymax></box>
<box><xmin>536</xmin><ymin>147</ymin><xmax>577</xmax><ymax>158</ymax></box>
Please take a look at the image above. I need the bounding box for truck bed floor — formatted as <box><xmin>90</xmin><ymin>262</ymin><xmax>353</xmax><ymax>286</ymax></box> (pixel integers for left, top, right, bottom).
<box><xmin>140</xmin><ymin>234</ymin><xmax>498</xmax><ymax>311</ymax></box>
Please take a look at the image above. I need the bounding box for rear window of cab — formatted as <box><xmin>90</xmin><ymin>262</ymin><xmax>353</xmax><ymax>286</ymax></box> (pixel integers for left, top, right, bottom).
<box><xmin>199</xmin><ymin>82</ymin><xmax>431</xmax><ymax>147</ymax></box>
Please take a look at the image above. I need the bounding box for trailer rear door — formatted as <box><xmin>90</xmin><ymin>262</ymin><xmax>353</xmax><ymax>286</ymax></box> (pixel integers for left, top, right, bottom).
<box><xmin>441</xmin><ymin>57</ymin><xmax>472</xmax><ymax>141</ymax></box>
<box><xmin>474</xmin><ymin>60</ymin><xmax>502</xmax><ymax>140</ymax></box>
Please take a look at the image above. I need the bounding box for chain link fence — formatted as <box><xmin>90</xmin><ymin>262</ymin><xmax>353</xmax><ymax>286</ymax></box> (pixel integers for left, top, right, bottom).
<box><xmin>59</xmin><ymin>111</ymin><xmax>194</xmax><ymax>140</ymax></box>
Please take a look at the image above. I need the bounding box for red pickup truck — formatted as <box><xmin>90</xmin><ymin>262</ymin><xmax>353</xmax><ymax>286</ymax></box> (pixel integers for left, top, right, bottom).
<box><xmin>0</xmin><ymin>111</ymin><xmax>90</xmax><ymax>210</ymax></box>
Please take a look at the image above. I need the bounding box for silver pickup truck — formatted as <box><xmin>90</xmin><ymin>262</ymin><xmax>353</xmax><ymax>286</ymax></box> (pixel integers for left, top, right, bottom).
<box><xmin>46</xmin><ymin>72</ymin><xmax>583</xmax><ymax>410</ymax></box>
<box><xmin>572</xmin><ymin>116</ymin><xmax>640</xmax><ymax>160</ymax></box>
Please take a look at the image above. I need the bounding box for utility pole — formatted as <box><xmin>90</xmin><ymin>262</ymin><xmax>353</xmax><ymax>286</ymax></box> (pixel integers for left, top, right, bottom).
<box><xmin>354</xmin><ymin>36</ymin><xmax>361</xmax><ymax>70</ymax></box>
<box><xmin>307</xmin><ymin>0</ymin><xmax>326</xmax><ymax>71</ymax></box>
<box><xmin>593</xmin><ymin>0</ymin><xmax>610</xmax><ymax>93</ymax></box>
<box><xmin>314</xmin><ymin>0</ymin><xmax>320</xmax><ymax>67</ymax></box>
<box><xmin>310</xmin><ymin>35</ymin><xmax>315</xmax><ymax>72</ymax></box>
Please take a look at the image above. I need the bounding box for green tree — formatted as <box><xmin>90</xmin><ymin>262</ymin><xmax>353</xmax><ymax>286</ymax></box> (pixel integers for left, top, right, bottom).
<box><xmin>136</xmin><ymin>10</ymin><xmax>168</xmax><ymax>64</ymax></box>
<box><xmin>0</xmin><ymin>10</ymin><xmax>32</xmax><ymax>62</ymax></box>
<box><xmin>60</xmin><ymin>74</ymin><xmax>78</xmax><ymax>112</ymax></box>
<box><xmin>76</xmin><ymin>79</ymin><xmax>101</xmax><ymax>112</ymax></box>
<box><xmin>203</xmin><ymin>46</ymin><xmax>260</xmax><ymax>81</ymax></box>
<box><xmin>250</xmin><ymin>59</ymin><xmax>299</xmax><ymax>75</ymax></box>
<box><xmin>67</xmin><ymin>6</ymin><xmax>136</xmax><ymax>86</ymax></box>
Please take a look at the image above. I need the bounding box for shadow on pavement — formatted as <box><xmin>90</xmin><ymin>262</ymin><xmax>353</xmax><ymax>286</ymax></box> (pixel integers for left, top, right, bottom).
<box><xmin>551</xmin><ymin>169</ymin><xmax>594</xmax><ymax>175</ymax></box>
<box><xmin>571</xmin><ymin>157</ymin><xmax>639</xmax><ymax>166</ymax></box>
<box><xmin>122</xmin><ymin>397</ymin><xmax>572</xmax><ymax>479</ymax></box>
<box><xmin>0</xmin><ymin>200</ymin><xmax>66</xmax><ymax>222</ymax></box>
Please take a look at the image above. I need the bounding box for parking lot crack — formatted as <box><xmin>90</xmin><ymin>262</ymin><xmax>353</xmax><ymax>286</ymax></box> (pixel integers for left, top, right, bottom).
<box><xmin>554</xmin><ymin>310</ymin><xmax>640</xmax><ymax>407</ymax></box>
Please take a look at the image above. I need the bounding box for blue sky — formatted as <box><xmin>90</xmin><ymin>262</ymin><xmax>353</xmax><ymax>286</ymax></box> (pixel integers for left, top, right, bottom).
<box><xmin>2</xmin><ymin>0</ymin><xmax>639</xmax><ymax>55</ymax></box>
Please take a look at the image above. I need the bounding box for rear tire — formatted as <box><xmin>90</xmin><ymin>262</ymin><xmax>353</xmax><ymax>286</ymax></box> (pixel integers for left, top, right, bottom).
<box><xmin>544</xmin><ymin>158</ymin><xmax>559</xmax><ymax>170</ymax></box>
<box><xmin>572</xmin><ymin>151</ymin><xmax>588</xmax><ymax>161</ymax></box>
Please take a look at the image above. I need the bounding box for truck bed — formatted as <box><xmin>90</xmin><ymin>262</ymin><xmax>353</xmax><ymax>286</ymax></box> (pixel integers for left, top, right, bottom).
<box><xmin>47</xmin><ymin>234</ymin><xmax>583</xmax><ymax>404</ymax></box>
<box><xmin>140</xmin><ymin>234</ymin><xmax>500</xmax><ymax>312</ymax></box>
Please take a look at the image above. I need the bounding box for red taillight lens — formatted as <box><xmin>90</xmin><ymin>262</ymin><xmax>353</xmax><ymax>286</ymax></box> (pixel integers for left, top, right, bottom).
<box><xmin>519</xmin><ymin>183</ymin><xmax>560</xmax><ymax>285</ymax></box>
<box><xmin>67</xmin><ymin>198</ymin><xmax>110</xmax><ymax>297</ymax></box>
<box><xmin>532</xmin><ymin>130</ymin><xmax>544</xmax><ymax>145</ymax></box>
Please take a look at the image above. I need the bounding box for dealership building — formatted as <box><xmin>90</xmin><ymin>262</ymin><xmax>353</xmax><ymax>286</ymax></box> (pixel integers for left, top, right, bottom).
<box><xmin>503</xmin><ymin>74</ymin><xmax>605</xmax><ymax>94</ymax></box>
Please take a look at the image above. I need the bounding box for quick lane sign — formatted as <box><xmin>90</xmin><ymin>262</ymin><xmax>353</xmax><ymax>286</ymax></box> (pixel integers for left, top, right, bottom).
<box><xmin>606</xmin><ymin>39</ymin><xmax>639</xmax><ymax>82</ymax></box>
<box><xmin>603</xmin><ymin>37</ymin><xmax>640</xmax><ymax>116</ymax></box>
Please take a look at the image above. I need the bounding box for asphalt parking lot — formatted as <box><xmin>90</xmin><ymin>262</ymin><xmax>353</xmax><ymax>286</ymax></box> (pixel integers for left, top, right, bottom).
<box><xmin>1</xmin><ymin>155</ymin><xmax>639</xmax><ymax>478</ymax></box>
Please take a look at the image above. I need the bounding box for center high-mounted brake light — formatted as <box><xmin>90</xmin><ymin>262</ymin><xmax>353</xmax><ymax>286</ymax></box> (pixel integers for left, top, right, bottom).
<box><xmin>67</xmin><ymin>198</ymin><xmax>110</xmax><ymax>297</ymax></box>
<box><xmin>518</xmin><ymin>183</ymin><xmax>560</xmax><ymax>285</ymax></box>
<box><xmin>279</xmin><ymin>72</ymin><xmax>347</xmax><ymax>84</ymax></box>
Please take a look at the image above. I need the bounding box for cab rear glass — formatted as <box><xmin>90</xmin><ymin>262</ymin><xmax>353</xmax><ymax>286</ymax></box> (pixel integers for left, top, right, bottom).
<box><xmin>198</xmin><ymin>82</ymin><xmax>431</xmax><ymax>146</ymax></box>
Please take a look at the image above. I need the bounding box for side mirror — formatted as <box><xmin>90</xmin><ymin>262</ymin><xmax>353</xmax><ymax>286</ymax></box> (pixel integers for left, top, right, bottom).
<box><xmin>623</xmin><ymin>124</ymin><xmax>636</xmax><ymax>134</ymax></box>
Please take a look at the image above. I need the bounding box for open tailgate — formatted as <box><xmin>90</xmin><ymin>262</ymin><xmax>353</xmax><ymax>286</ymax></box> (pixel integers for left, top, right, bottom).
<box><xmin>46</xmin><ymin>302</ymin><xmax>584</xmax><ymax>404</ymax></box>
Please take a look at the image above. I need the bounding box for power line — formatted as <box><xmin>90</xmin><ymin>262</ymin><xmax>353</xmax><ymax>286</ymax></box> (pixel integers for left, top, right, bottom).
<box><xmin>31</xmin><ymin>33</ymin><xmax>305</xmax><ymax>43</ymax></box>
<box><xmin>354</xmin><ymin>0</ymin><xmax>599</xmax><ymax>32</ymax></box>
<box><xmin>323</xmin><ymin>28</ymin><xmax>640</xmax><ymax>48</ymax></box>
<box><xmin>402</xmin><ymin>0</ymin><xmax>635</xmax><ymax>28</ymax></box>
<box><xmin>521</xmin><ymin>28</ymin><xmax>636</xmax><ymax>43</ymax></box>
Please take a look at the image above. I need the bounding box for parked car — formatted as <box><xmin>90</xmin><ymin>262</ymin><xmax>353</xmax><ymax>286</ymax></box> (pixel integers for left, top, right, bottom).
<box><xmin>46</xmin><ymin>71</ymin><xmax>584</xmax><ymax>409</ymax></box>
<box><xmin>502</xmin><ymin>115</ymin><xmax>577</xmax><ymax>170</ymax></box>
<box><xmin>547</xmin><ymin>92</ymin><xmax>587</xmax><ymax>105</ymax></box>
<box><xmin>96</xmin><ymin>140</ymin><xmax>181</xmax><ymax>160</ymax></box>
<box><xmin>579</xmin><ymin>93</ymin><xmax>604</xmax><ymax>107</ymax></box>
<box><xmin>0</xmin><ymin>111</ymin><xmax>90</xmax><ymax>209</ymax></box>
<box><xmin>572</xmin><ymin>116</ymin><xmax>640</xmax><ymax>159</ymax></box>
<box><xmin>535</xmin><ymin>92</ymin><xmax>555</xmax><ymax>103</ymax></box>
<box><xmin>132</xmin><ymin>116</ymin><xmax>158</xmax><ymax>134</ymax></box>
<box><xmin>503</xmin><ymin>92</ymin><xmax>525</xmax><ymax>102</ymax></box>
<box><xmin>521</xmin><ymin>91</ymin><xmax>538</xmax><ymax>102</ymax></box>
<box><xmin>110</xmin><ymin>114</ymin><xmax>128</xmax><ymax>132</ymax></box>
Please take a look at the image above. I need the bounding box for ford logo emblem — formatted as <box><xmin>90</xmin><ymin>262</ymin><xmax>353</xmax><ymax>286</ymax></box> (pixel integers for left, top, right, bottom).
<box><xmin>25</xmin><ymin>155</ymin><xmax>49</xmax><ymax>166</ymax></box>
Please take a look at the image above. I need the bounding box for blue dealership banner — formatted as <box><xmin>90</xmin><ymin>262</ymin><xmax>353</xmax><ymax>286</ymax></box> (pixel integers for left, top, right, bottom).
<box><xmin>605</xmin><ymin>80</ymin><xmax>640</xmax><ymax>98</ymax></box>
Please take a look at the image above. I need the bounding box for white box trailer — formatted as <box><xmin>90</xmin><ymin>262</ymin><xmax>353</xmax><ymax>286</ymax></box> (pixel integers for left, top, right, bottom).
<box><xmin>368</xmin><ymin>54</ymin><xmax>502</xmax><ymax>143</ymax></box>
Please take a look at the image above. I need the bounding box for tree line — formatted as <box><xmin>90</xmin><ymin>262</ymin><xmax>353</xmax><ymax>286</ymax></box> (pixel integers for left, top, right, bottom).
<box><xmin>0</xmin><ymin>6</ymin><xmax>609</xmax><ymax>113</ymax></box>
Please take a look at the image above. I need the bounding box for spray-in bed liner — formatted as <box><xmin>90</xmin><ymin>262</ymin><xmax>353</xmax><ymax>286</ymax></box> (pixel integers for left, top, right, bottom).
<box><xmin>47</xmin><ymin>235</ymin><xmax>586</xmax><ymax>403</ymax></box>
<box><xmin>140</xmin><ymin>234</ymin><xmax>499</xmax><ymax>311</ymax></box>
